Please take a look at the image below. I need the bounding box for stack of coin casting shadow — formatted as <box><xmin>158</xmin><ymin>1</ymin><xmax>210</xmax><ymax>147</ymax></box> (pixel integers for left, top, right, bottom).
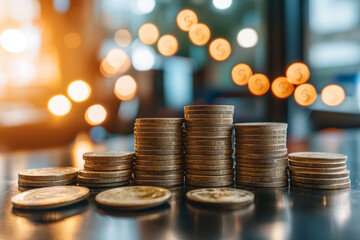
<box><xmin>234</xmin><ymin>123</ymin><xmax>288</xmax><ymax>188</ymax></box>
<box><xmin>133</xmin><ymin>118</ymin><xmax>185</xmax><ymax>187</ymax></box>
<box><xmin>184</xmin><ymin>105</ymin><xmax>235</xmax><ymax>187</ymax></box>
<box><xmin>77</xmin><ymin>151</ymin><xmax>134</xmax><ymax>187</ymax></box>
<box><xmin>18</xmin><ymin>167</ymin><xmax>78</xmax><ymax>188</ymax></box>
<box><xmin>288</xmin><ymin>152</ymin><xmax>351</xmax><ymax>189</ymax></box>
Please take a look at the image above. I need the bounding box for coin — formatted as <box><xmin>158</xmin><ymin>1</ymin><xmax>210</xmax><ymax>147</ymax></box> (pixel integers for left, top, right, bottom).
<box><xmin>18</xmin><ymin>178</ymin><xmax>75</xmax><ymax>187</ymax></box>
<box><xmin>78</xmin><ymin>181</ymin><xmax>130</xmax><ymax>188</ymax></box>
<box><xmin>186</xmin><ymin>179</ymin><xmax>233</xmax><ymax>187</ymax></box>
<box><xmin>135</xmin><ymin>149</ymin><xmax>183</xmax><ymax>155</ymax></box>
<box><xmin>236</xmin><ymin>180</ymin><xmax>288</xmax><ymax>188</ymax></box>
<box><xmin>83</xmin><ymin>151</ymin><xmax>134</xmax><ymax>161</ymax></box>
<box><xmin>231</xmin><ymin>63</ymin><xmax>252</xmax><ymax>86</ymax></box>
<box><xmin>235</xmin><ymin>129</ymin><xmax>287</xmax><ymax>135</ymax></box>
<box><xmin>289</xmin><ymin>170</ymin><xmax>349</xmax><ymax>179</ymax></box>
<box><xmin>235</xmin><ymin>148</ymin><xmax>288</xmax><ymax>155</ymax></box>
<box><xmin>134</xmin><ymin>165</ymin><xmax>183</xmax><ymax>172</ymax></box>
<box><xmin>79</xmin><ymin>170</ymin><xmax>132</xmax><ymax>178</ymax></box>
<box><xmin>185</xmin><ymin>122</ymin><xmax>233</xmax><ymax>128</ymax></box>
<box><xmin>290</xmin><ymin>176</ymin><xmax>349</xmax><ymax>185</ymax></box>
<box><xmin>18</xmin><ymin>167</ymin><xmax>78</xmax><ymax>181</ymax></box>
<box><xmin>237</xmin><ymin>170</ymin><xmax>287</xmax><ymax>177</ymax></box>
<box><xmin>84</xmin><ymin>164</ymin><xmax>133</xmax><ymax>171</ymax></box>
<box><xmin>185</xmin><ymin>110</ymin><xmax>234</xmax><ymax>115</ymax></box>
<box><xmin>248</xmin><ymin>74</ymin><xmax>270</xmax><ymax>96</ymax></box>
<box><xmin>185</xmin><ymin>131</ymin><xmax>232</xmax><ymax>137</ymax></box>
<box><xmin>294</xmin><ymin>83</ymin><xmax>317</xmax><ymax>106</ymax></box>
<box><xmin>184</xmin><ymin>145</ymin><xmax>232</xmax><ymax>150</ymax></box>
<box><xmin>135</xmin><ymin>136</ymin><xmax>183</xmax><ymax>141</ymax></box>
<box><xmin>134</xmin><ymin>173</ymin><xmax>183</xmax><ymax>180</ymax></box>
<box><xmin>135</xmin><ymin>159</ymin><xmax>183</xmax><ymax>166</ymax></box>
<box><xmin>286</xmin><ymin>62</ymin><xmax>310</xmax><ymax>85</ymax></box>
<box><xmin>236</xmin><ymin>175</ymin><xmax>288</xmax><ymax>182</ymax></box>
<box><xmin>235</xmin><ymin>162</ymin><xmax>288</xmax><ymax>168</ymax></box>
<box><xmin>136</xmin><ymin>118</ymin><xmax>184</xmax><ymax>124</ymax></box>
<box><xmin>77</xmin><ymin>175</ymin><xmax>130</xmax><ymax>184</ymax></box>
<box><xmin>135</xmin><ymin>144</ymin><xmax>182</xmax><ymax>150</ymax></box>
<box><xmin>288</xmin><ymin>165</ymin><xmax>347</xmax><ymax>173</ymax></box>
<box><xmin>134</xmin><ymin>178</ymin><xmax>183</xmax><ymax>187</ymax></box>
<box><xmin>84</xmin><ymin>159</ymin><xmax>133</xmax><ymax>166</ymax></box>
<box><xmin>184</xmin><ymin>136</ymin><xmax>231</xmax><ymax>141</ymax></box>
<box><xmin>185</xmin><ymin>149</ymin><xmax>233</xmax><ymax>155</ymax></box>
<box><xmin>290</xmin><ymin>180</ymin><xmax>350</xmax><ymax>190</ymax></box>
<box><xmin>235</xmin><ymin>144</ymin><xmax>287</xmax><ymax>151</ymax></box>
<box><xmin>135</xmin><ymin>140</ymin><xmax>183</xmax><ymax>146</ymax></box>
<box><xmin>135</xmin><ymin>154</ymin><xmax>183</xmax><ymax>161</ymax></box>
<box><xmin>134</xmin><ymin>169</ymin><xmax>184</xmax><ymax>176</ymax></box>
<box><xmin>11</xmin><ymin>186</ymin><xmax>90</xmax><ymax>210</ymax></box>
<box><xmin>134</xmin><ymin>122</ymin><xmax>183</xmax><ymax>127</ymax></box>
<box><xmin>185</xmin><ymin>126</ymin><xmax>233</xmax><ymax>132</ymax></box>
<box><xmin>208</xmin><ymin>38</ymin><xmax>231</xmax><ymax>61</ymax></box>
<box><xmin>185</xmin><ymin>154</ymin><xmax>232</xmax><ymax>160</ymax></box>
<box><xmin>188</xmin><ymin>23</ymin><xmax>211</xmax><ymax>46</ymax></box>
<box><xmin>239</xmin><ymin>135</ymin><xmax>287</xmax><ymax>140</ymax></box>
<box><xmin>288</xmin><ymin>152</ymin><xmax>347</xmax><ymax>161</ymax></box>
<box><xmin>186</xmin><ymin>174</ymin><xmax>233</xmax><ymax>182</ymax></box>
<box><xmin>134</xmin><ymin>127</ymin><xmax>183</xmax><ymax>133</ymax></box>
<box><xmin>134</xmin><ymin>132</ymin><xmax>183</xmax><ymax>137</ymax></box>
<box><xmin>321</xmin><ymin>84</ymin><xmax>345</xmax><ymax>107</ymax></box>
<box><xmin>236</xmin><ymin>166</ymin><xmax>287</xmax><ymax>173</ymax></box>
<box><xmin>271</xmin><ymin>77</ymin><xmax>294</xmax><ymax>98</ymax></box>
<box><xmin>184</xmin><ymin>105</ymin><xmax>234</xmax><ymax>111</ymax></box>
<box><xmin>288</xmin><ymin>160</ymin><xmax>346</xmax><ymax>168</ymax></box>
<box><xmin>186</xmin><ymin>188</ymin><xmax>254</xmax><ymax>209</ymax></box>
<box><xmin>185</xmin><ymin>140</ymin><xmax>232</xmax><ymax>146</ymax></box>
<box><xmin>236</xmin><ymin>139</ymin><xmax>287</xmax><ymax>145</ymax></box>
<box><xmin>185</xmin><ymin>159</ymin><xmax>233</xmax><ymax>165</ymax></box>
<box><xmin>234</xmin><ymin>122</ymin><xmax>288</xmax><ymax>129</ymax></box>
<box><xmin>235</xmin><ymin>152</ymin><xmax>288</xmax><ymax>160</ymax></box>
<box><xmin>95</xmin><ymin>186</ymin><xmax>172</xmax><ymax>210</ymax></box>
<box><xmin>185</xmin><ymin>114</ymin><xmax>233</xmax><ymax>119</ymax></box>
<box><xmin>185</xmin><ymin>169</ymin><xmax>234</xmax><ymax>176</ymax></box>
<box><xmin>177</xmin><ymin>9</ymin><xmax>198</xmax><ymax>31</ymax></box>
<box><xmin>185</xmin><ymin>164</ymin><xmax>233</xmax><ymax>171</ymax></box>
<box><xmin>185</xmin><ymin>118</ymin><xmax>233</xmax><ymax>124</ymax></box>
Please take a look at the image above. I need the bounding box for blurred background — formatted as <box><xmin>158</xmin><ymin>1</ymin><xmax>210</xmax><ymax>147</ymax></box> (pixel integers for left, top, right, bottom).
<box><xmin>0</xmin><ymin>0</ymin><xmax>359</xmax><ymax>151</ymax></box>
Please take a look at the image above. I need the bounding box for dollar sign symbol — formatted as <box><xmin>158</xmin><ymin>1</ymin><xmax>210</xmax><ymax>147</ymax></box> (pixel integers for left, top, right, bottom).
<box><xmin>255</xmin><ymin>78</ymin><xmax>263</xmax><ymax>90</ymax></box>
<box><xmin>238</xmin><ymin>69</ymin><xmax>246</xmax><ymax>81</ymax></box>
<box><xmin>184</xmin><ymin>16</ymin><xmax>192</xmax><ymax>26</ymax></box>
<box><xmin>279</xmin><ymin>82</ymin><xmax>286</xmax><ymax>94</ymax></box>
<box><xmin>300</xmin><ymin>89</ymin><xmax>310</xmax><ymax>102</ymax></box>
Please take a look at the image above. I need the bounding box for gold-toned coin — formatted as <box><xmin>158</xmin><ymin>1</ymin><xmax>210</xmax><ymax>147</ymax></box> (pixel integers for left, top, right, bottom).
<box><xmin>189</xmin><ymin>23</ymin><xmax>210</xmax><ymax>46</ymax></box>
<box><xmin>238</xmin><ymin>134</ymin><xmax>287</xmax><ymax>140</ymax></box>
<box><xmin>185</xmin><ymin>140</ymin><xmax>232</xmax><ymax>146</ymax></box>
<box><xmin>135</xmin><ymin>145</ymin><xmax>183</xmax><ymax>151</ymax></box>
<box><xmin>235</xmin><ymin>162</ymin><xmax>288</xmax><ymax>168</ymax></box>
<box><xmin>186</xmin><ymin>174</ymin><xmax>233</xmax><ymax>182</ymax></box>
<box><xmin>79</xmin><ymin>170</ymin><xmax>132</xmax><ymax>178</ymax></box>
<box><xmin>135</xmin><ymin>149</ymin><xmax>183</xmax><ymax>155</ymax></box>
<box><xmin>236</xmin><ymin>180</ymin><xmax>287</xmax><ymax>188</ymax></box>
<box><xmin>185</xmin><ymin>145</ymin><xmax>232</xmax><ymax>150</ymax></box>
<box><xmin>236</xmin><ymin>166</ymin><xmax>287</xmax><ymax>173</ymax></box>
<box><xmin>184</xmin><ymin>105</ymin><xmax>234</xmax><ymax>111</ymax></box>
<box><xmin>95</xmin><ymin>186</ymin><xmax>172</xmax><ymax>210</ymax></box>
<box><xmin>286</xmin><ymin>62</ymin><xmax>310</xmax><ymax>85</ymax></box>
<box><xmin>231</xmin><ymin>63</ymin><xmax>252</xmax><ymax>86</ymax></box>
<box><xmin>136</xmin><ymin>118</ymin><xmax>184</xmax><ymax>124</ymax></box>
<box><xmin>288</xmin><ymin>160</ymin><xmax>346</xmax><ymax>168</ymax></box>
<box><xmin>235</xmin><ymin>130</ymin><xmax>287</xmax><ymax>136</ymax></box>
<box><xmin>185</xmin><ymin>149</ymin><xmax>233</xmax><ymax>155</ymax></box>
<box><xmin>135</xmin><ymin>140</ymin><xmax>183</xmax><ymax>146</ymax></box>
<box><xmin>134</xmin><ymin>132</ymin><xmax>183</xmax><ymax>137</ymax></box>
<box><xmin>185</xmin><ymin>169</ymin><xmax>234</xmax><ymax>176</ymax></box>
<box><xmin>290</xmin><ymin>176</ymin><xmax>349</xmax><ymax>185</ymax></box>
<box><xmin>289</xmin><ymin>170</ymin><xmax>349</xmax><ymax>179</ymax></box>
<box><xmin>235</xmin><ymin>158</ymin><xmax>287</xmax><ymax>165</ymax></box>
<box><xmin>290</xmin><ymin>180</ymin><xmax>350</xmax><ymax>190</ymax></box>
<box><xmin>135</xmin><ymin>154</ymin><xmax>183</xmax><ymax>161</ymax></box>
<box><xmin>185</xmin><ymin>159</ymin><xmax>233</xmax><ymax>165</ymax></box>
<box><xmin>238</xmin><ymin>170</ymin><xmax>287</xmax><ymax>177</ymax></box>
<box><xmin>134</xmin><ymin>178</ymin><xmax>184</xmax><ymax>187</ymax></box>
<box><xmin>271</xmin><ymin>77</ymin><xmax>294</xmax><ymax>98</ymax></box>
<box><xmin>288</xmin><ymin>165</ymin><xmax>347</xmax><ymax>173</ymax></box>
<box><xmin>235</xmin><ymin>148</ymin><xmax>288</xmax><ymax>155</ymax></box>
<box><xmin>185</xmin><ymin>126</ymin><xmax>233</xmax><ymax>132</ymax></box>
<box><xmin>236</xmin><ymin>139</ymin><xmax>286</xmax><ymax>145</ymax></box>
<box><xmin>185</xmin><ymin>164</ymin><xmax>233</xmax><ymax>171</ymax></box>
<box><xmin>135</xmin><ymin>122</ymin><xmax>183</xmax><ymax>127</ymax></box>
<box><xmin>18</xmin><ymin>167</ymin><xmax>78</xmax><ymax>181</ymax></box>
<box><xmin>186</xmin><ymin>188</ymin><xmax>254</xmax><ymax>209</ymax></box>
<box><xmin>77</xmin><ymin>175</ymin><xmax>130</xmax><ymax>184</ymax></box>
<box><xmin>134</xmin><ymin>127</ymin><xmax>183</xmax><ymax>132</ymax></box>
<box><xmin>321</xmin><ymin>84</ymin><xmax>345</xmax><ymax>107</ymax></box>
<box><xmin>185</xmin><ymin>136</ymin><xmax>231</xmax><ymax>141</ymax></box>
<box><xmin>134</xmin><ymin>165</ymin><xmax>183</xmax><ymax>172</ymax></box>
<box><xmin>177</xmin><ymin>9</ymin><xmax>198</xmax><ymax>31</ymax></box>
<box><xmin>157</xmin><ymin>34</ymin><xmax>178</xmax><ymax>56</ymax></box>
<box><xmin>186</xmin><ymin>179</ymin><xmax>233</xmax><ymax>187</ymax></box>
<box><xmin>237</xmin><ymin>175</ymin><xmax>288</xmax><ymax>183</ymax></box>
<box><xmin>185</xmin><ymin>118</ymin><xmax>233</xmax><ymax>123</ymax></box>
<box><xmin>78</xmin><ymin>180</ymin><xmax>130</xmax><ymax>188</ymax></box>
<box><xmin>294</xmin><ymin>83</ymin><xmax>317</xmax><ymax>106</ymax></box>
<box><xmin>185</xmin><ymin>122</ymin><xmax>233</xmax><ymax>128</ymax></box>
<box><xmin>135</xmin><ymin>159</ymin><xmax>183</xmax><ymax>166</ymax></box>
<box><xmin>288</xmin><ymin>152</ymin><xmax>347</xmax><ymax>161</ymax></box>
<box><xmin>185</xmin><ymin>154</ymin><xmax>232</xmax><ymax>160</ymax></box>
<box><xmin>234</xmin><ymin>122</ymin><xmax>287</xmax><ymax>129</ymax></box>
<box><xmin>209</xmin><ymin>38</ymin><xmax>231</xmax><ymax>61</ymax></box>
<box><xmin>248</xmin><ymin>74</ymin><xmax>270</xmax><ymax>96</ymax></box>
<box><xmin>185</xmin><ymin>131</ymin><xmax>232</xmax><ymax>137</ymax></box>
<box><xmin>83</xmin><ymin>151</ymin><xmax>134</xmax><ymax>161</ymax></box>
<box><xmin>138</xmin><ymin>23</ymin><xmax>159</xmax><ymax>45</ymax></box>
<box><xmin>135</xmin><ymin>136</ymin><xmax>183</xmax><ymax>141</ymax></box>
<box><xmin>134</xmin><ymin>173</ymin><xmax>183</xmax><ymax>180</ymax></box>
<box><xmin>84</xmin><ymin>164</ymin><xmax>133</xmax><ymax>171</ymax></box>
<box><xmin>185</xmin><ymin>114</ymin><xmax>233</xmax><ymax>119</ymax></box>
<box><xmin>185</xmin><ymin>110</ymin><xmax>234</xmax><ymax>115</ymax></box>
<box><xmin>11</xmin><ymin>186</ymin><xmax>90</xmax><ymax>210</ymax></box>
<box><xmin>236</xmin><ymin>144</ymin><xmax>286</xmax><ymax>151</ymax></box>
<box><xmin>84</xmin><ymin>159</ymin><xmax>133</xmax><ymax>166</ymax></box>
<box><xmin>18</xmin><ymin>178</ymin><xmax>75</xmax><ymax>188</ymax></box>
<box><xmin>134</xmin><ymin>169</ymin><xmax>183</xmax><ymax>176</ymax></box>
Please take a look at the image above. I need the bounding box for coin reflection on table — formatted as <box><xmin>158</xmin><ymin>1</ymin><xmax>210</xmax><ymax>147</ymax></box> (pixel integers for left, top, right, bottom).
<box><xmin>209</xmin><ymin>38</ymin><xmax>231</xmax><ymax>61</ymax></box>
<box><xmin>177</xmin><ymin>9</ymin><xmax>198</xmax><ymax>31</ymax></box>
<box><xmin>189</xmin><ymin>23</ymin><xmax>211</xmax><ymax>46</ymax></box>
<box><xmin>138</xmin><ymin>23</ymin><xmax>159</xmax><ymax>45</ymax></box>
<box><xmin>271</xmin><ymin>77</ymin><xmax>294</xmax><ymax>98</ymax></box>
<box><xmin>321</xmin><ymin>84</ymin><xmax>345</xmax><ymax>107</ymax></box>
<box><xmin>157</xmin><ymin>35</ymin><xmax>178</xmax><ymax>56</ymax></box>
<box><xmin>231</xmin><ymin>63</ymin><xmax>253</xmax><ymax>86</ymax></box>
<box><xmin>286</xmin><ymin>62</ymin><xmax>310</xmax><ymax>85</ymax></box>
<box><xmin>294</xmin><ymin>83</ymin><xmax>317</xmax><ymax>106</ymax></box>
<box><xmin>248</xmin><ymin>74</ymin><xmax>270</xmax><ymax>96</ymax></box>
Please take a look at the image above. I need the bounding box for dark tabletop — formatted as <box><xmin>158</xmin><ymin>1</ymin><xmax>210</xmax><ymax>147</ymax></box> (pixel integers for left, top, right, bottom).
<box><xmin>1</xmin><ymin>130</ymin><xmax>360</xmax><ymax>240</ymax></box>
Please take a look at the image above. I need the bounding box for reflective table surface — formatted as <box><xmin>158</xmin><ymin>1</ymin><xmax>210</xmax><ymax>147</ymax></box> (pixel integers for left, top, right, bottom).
<box><xmin>1</xmin><ymin>130</ymin><xmax>360</xmax><ymax>240</ymax></box>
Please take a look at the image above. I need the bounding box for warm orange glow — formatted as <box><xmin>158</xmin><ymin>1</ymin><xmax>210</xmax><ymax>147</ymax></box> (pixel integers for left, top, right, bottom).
<box><xmin>67</xmin><ymin>80</ymin><xmax>91</xmax><ymax>102</ymax></box>
<box><xmin>294</xmin><ymin>83</ymin><xmax>317</xmax><ymax>106</ymax></box>
<box><xmin>176</xmin><ymin>9</ymin><xmax>198</xmax><ymax>31</ymax></box>
<box><xmin>138</xmin><ymin>23</ymin><xmax>159</xmax><ymax>45</ymax></box>
<box><xmin>100</xmin><ymin>49</ymin><xmax>131</xmax><ymax>77</ymax></box>
<box><xmin>64</xmin><ymin>32</ymin><xmax>81</xmax><ymax>49</ymax></box>
<box><xmin>71</xmin><ymin>133</ymin><xmax>94</xmax><ymax>168</ymax></box>
<box><xmin>0</xmin><ymin>29</ymin><xmax>27</xmax><ymax>53</ymax></box>
<box><xmin>85</xmin><ymin>104</ymin><xmax>107</xmax><ymax>125</ymax></box>
<box><xmin>107</xmin><ymin>48</ymin><xmax>128</xmax><ymax>68</ymax></box>
<box><xmin>248</xmin><ymin>74</ymin><xmax>270</xmax><ymax>96</ymax></box>
<box><xmin>114</xmin><ymin>75</ymin><xmax>137</xmax><ymax>101</ymax></box>
<box><xmin>209</xmin><ymin>38</ymin><xmax>231</xmax><ymax>61</ymax></box>
<box><xmin>231</xmin><ymin>63</ymin><xmax>252</xmax><ymax>86</ymax></box>
<box><xmin>48</xmin><ymin>95</ymin><xmax>72</xmax><ymax>116</ymax></box>
<box><xmin>189</xmin><ymin>23</ymin><xmax>211</xmax><ymax>46</ymax></box>
<box><xmin>286</xmin><ymin>62</ymin><xmax>310</xmax><ymax>85</ymax></box>
<box><xmin>157</xmin><ymin>35</ymin><xmax>178</xmax><ymax>56</ymax></box>
<box><xmin>271</xmin><ymin>77</ymin><xmax>294</xmax><ymax>98</ymax></box>
<box><xmin>114</xmin><ymin>29</ymin><xmax>132</xmax><ymax>47</ymax></box>
<box><xmin>321</xmin><ymin>84</ymin><xmax>345</xmax><ymax>106</ymax></box>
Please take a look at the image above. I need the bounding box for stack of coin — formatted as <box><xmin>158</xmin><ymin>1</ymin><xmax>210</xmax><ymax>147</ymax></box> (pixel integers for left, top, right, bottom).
<box><xmin>77</xmin><ymin>151</ymin><xmax>134</xmax><ymax>187</ymax></box>
<box><xmin>134</xmin><ymin>118</ymin><xmax>185</xmax><ymax>187</ymax></box>
<box><xmin>184</xmin><ymin>105</ymin><xmax>234</xmax><ymax>187</ymax></box>
<box><xmin>18</xmin><ymin>167</ymin><xmax>78</xmax><ymax>188</ymax></box>
<box><xmin>234</xmin><ymin>122</ymin><xmax>288</xmax><ymax>188</ymax></box>
<box><xmin>288</xmin><ymin>152</ymin><xmax>351</xmax><ymax>189</ymax></box>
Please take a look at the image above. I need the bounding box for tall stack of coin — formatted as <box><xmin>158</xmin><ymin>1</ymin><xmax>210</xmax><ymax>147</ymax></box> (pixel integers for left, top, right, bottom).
<box><xmin>234</xmin><ymin>123</ymin><xmax>288</xmax><ymax>188</ymax></box>
<box><xmin>184</xmin><ymin>105</ymin><xmax>234</xmax><ymax>187</ymax></box>
<box><xmin>288</xmin><ymin>152</ymin><xmax>350</xmax><ymax>189</ymax></box>
<box><xmin>77</xmin><ymin>151</ymin><xmax>134</xmax><ymax>187</ymax></box>
<box><xmin>134</xmin><ymin>118</ymin><xmax>185</xmax><ymax>187</ymax></box>
<box><xmin>18</xmin><ymin>167</ymin><xmax>78</xmax><ymax>188</ymax></box>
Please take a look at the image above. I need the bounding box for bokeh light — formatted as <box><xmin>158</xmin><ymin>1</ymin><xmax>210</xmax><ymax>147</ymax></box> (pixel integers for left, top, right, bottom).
<box><xmin>237</xmin><ymin>28</ymin><xmax>258</xmax><ymax>48</ymax></box>
<box><xmin>271</xmin><ymin>77</ymin><xmax>294</xmax><ymax>99</ymax></box>
<box><xmin>321</xmin><ymin>84</ymin><xmax>345</xmax><ymax>106</ymax></box>
<box><xmin>67</xmin><ymin>80</ymin><xmax>91</xmax><ymax>102</ymax></box>
<box><xmin>286</xmin><ymin>62</ymin><xmax>310</xmax><ymax>85</ymax></box>
<box><xmin>212</xmin><ymin>0</ymin><xmax>232</xmax><ymax>10</ymax></box>
<box><xmin>48</xmin><ymin>95</ymin><xmax>72</xmax><ymax>116</ymax></box>
<box><xmin>114</xmin><ymin>75</ymin><xmax>137</xmax><ymax>101</ymax></box>
<box><xmin>209</xmin><ymin>38</ymin><xmax>231</xmax><ymax>61</ymax></box>
<box><xmin>0</xmin><ymin>29</ymin><xmax>27</xmax><ymax>53</ymax></box>
<box><xmin>114</xmin><ymin>29</ymin><xmax>132</xmax><ymax>47</ymax></box>
<box><xmin>132</xmin><ymin>45</ymin><xmax>155</xmax><ymax>71</ymax></box>
<box><xmin>231</xmin><ymin>63</ymin><xmax>252</xmax><ymax>86</ymax></box>
<box><xmin>189</xmin><ymin>23</ymin><xmax>211</xmax><ymax>46</ymax></box>
<box><xmin>136</xmin><ymin>0</ymin><xmax>156</xmax><ymax>14</ymax></box>
<box><xmin>138</xmin><ymin>23</ymin><xmax>159</xmax><ymax>45</ymax></box>
<box><xmin>177</xmin><ymin>9</ymin><xmax>198</xmax><ymax>31</ymax></box>
<box><xmin>85</xmin><ymin>104</ymin><xmax>107</xmax><ymax>125</ymax></box>
<box><xmin>248</xmin><ymin>74</ymin><xmax>270</xmax><ymax>96</ymax></box>
<box><xmin>294</xmin><ymin>83</ymin><xmax>317</xmax><ymax>106</ymax></box>
<box><xmin>64</xmin><ymin>32</ymin><xmax>81</xmax><ymax>49</ymax></box>
<box><xmin>100</xmin><ymin>48</ymin><xmax>131</xmax><ymax>77</ymax></box>
<box><xmin>157</xmin><ymin>35</ymin><xmax>178</xmax><ymax>56</ymax></box>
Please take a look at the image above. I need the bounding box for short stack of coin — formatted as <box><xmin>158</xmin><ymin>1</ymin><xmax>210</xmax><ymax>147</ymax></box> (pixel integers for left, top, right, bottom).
<box><xmin>77</xmin><ymin>151</ymin><xmax>134</xmax><ymax>187</ymax></box>
<box><xmin>234</xmin><ymin>122</ymin><xmax>288</xmax><ymax>188</ymax></box>
<box><xmin>18</xmin><ymin>167</ymin><xmax>78</xmax><ymax>188</ymax></box>
<box><xmin>184</xmin><ymin>105</ymin><xmax>234</xmax><ymax>187</ymax></box>
<box><xmin>288</xmin><ymin>152</ymin><xmax>351</xmax><ymax>189</ymax></box>
<box><xmin>134</xmin><ymin>118</ymin><xmax>185</xmax><ymax>187</ymax></box>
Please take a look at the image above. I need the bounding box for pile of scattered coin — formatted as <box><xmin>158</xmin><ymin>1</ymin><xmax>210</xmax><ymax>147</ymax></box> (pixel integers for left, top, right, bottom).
<box><xmin>18</xmin><ymin>167</ymin><xmax>78</xmax><ymax>188</ymax></box>
<box><xmin>184</xmin><ymin>105</ymin><xmax>234</xmax><ymax>187</ymax></box>
<box><xmin>288</xmin><ymin>152</ymin><xmax>351</xmax><ymax>189</ymax></box>
<box><xmin>234</xmin><ymin>122</ymin><xmax>288</xmax><ymax>188</ymax></box>
<box><xmin>77</xmin><ymin>151</ymin><xmax>134</xmax><ymax>187</ymax></box>
<box><xmin>134</xmin><ymin>118</ymin><xmax>185</xmax><ymax>187</ymax></box>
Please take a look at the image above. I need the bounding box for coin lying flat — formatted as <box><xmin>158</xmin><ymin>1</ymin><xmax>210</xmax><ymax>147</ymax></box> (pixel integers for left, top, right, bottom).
<box><xmin>135</xmin><ymin>154</ymin><xmax>184</xmax><ymax>161</ymax></box>
<box><xmin>288</xmin><ymin>165</ymin><xmax>347</xmax><ymax>173</ymax></box>
<box><xmin>78</xmin><ymin>181</ymin><xmax>130</xmax><ymax>188</ymax></box>
<box><xmin>289</xmin><ymin>170</ymin><xmax>350</xmax><ymax>179</ymax></box>
<box><xmin>83</xmin><ymin>151</ymin><xmax>134</xmax><ymax>161</ymax></box>
<box><xmin>290</xmin><ymin>181</ymin><xmax>350</xmax><ymax>190</ymax></box>
<box><xmin>288</xmin><ymin>160</ymin><xmax>346</xmax><ymax>168</ymax></box>
<box><xmin>237</xmin><ymin>170</ymin><xmax>287</xmax><ymax>177</ymax></box>
<box><xmin>84</xmin><ymin>159</ymin><xmax>134</xmax><ymax>166</ymax></box>
<box><xmin>184</xmin><ymin>105</ymin><xmax>234</xmax><ymax>111</ymax></box>
<box><xmin>79</xmin><ymin>170</ymin><xmax>132</xmax><ymax>178</ymax></box>
<box><xmin>186</xmin><ymin>188</ymin><xmax>254</xmax><ymax>209</ymax></box>
<box><xmin>185</xmin><ymin>174</ymin><xmax>233</xmax><ymax>182</ymax></box>
<box><xmin>185</xmin><ymin>164</ymin><xmax>233</xmax><ymax>171</ymax></box>
<box><xmin>185</xmin><ymin>145</ymin><xmax>232</xmax><ymax>150</ymax></box>
<box><xmin>134</xmin><ymin>178</ymin><xmax>184</xmax><ymax>187</ymax></box>
<box><xmin>237</xmin><ymin>175</ymin><xmax>288</xmax><ymax>183</ymax></box>
<box><xmin>84</xmin><ymin>164</ymin><xmax>133</xmax><ymax>171</ymax></box>
<box><xmin>18</xmin><ymin>167</ymin><xmax>78</xmax><ymax>181</ymax></box>
<box><xmin>134</xmin><ymin>173</ymin><xmax>183</xmax><ymax>180</ymax></box>
<box><xmin>236</xmin><ymin>166</ymin><xmax>287</xmax><ymax>173</ymax></box>
<box><xmin>185</xmin><ymin>169</ymin><xmax>234</xmax><ymax>176</ymax></box>
<box><xmin>290</xmin><ymin>176</ymin><xmax>350</xmax><ymax>185</ymax></box>
<box><xmin>136</xmin><ymin>118</ymin><xmax>184</xmax><ymax>124</ymax></box>
<box><xmin>234</xmin><ymin>122</ymin><xmax>287</xmax><ymax>129</ymax></box>
<box><xmin>77</xmin><ymin>175</ymin><xmax>130</xmax><ymax>184</ymax></box>
<box><xmin>18</xmin><ymin>178</ymin><xmax>75</xmax><ymax>187</ymax></box>
<box><xmin>95</xmin><ymin>186</ymin><xmax>172</xmax><ymax>210</ymax></box>
<box><xmin>288</xmin><ymin>152</ymin><xmax>347</xmax><ymax>161</ymax></box>
<box><xmin>135</xmin><ymin>159</ymin><xmax>183</xmax><ymax>166</ymax></box>
<box><xmin>135</xmin><ymin>144</ymin><xmax>183</xmax><ymax>150</ymax></box>
<box><xmin>12</xmin><ymin>186</ymin><xmax>90</xmax><ymax>210</ymax></box>
<box><xmin>236</xmin><ymin>180</ymin><xmax>288</xmax><ymax>188</ymax></box>
<box><xmin>134</xmin><ymin>169</ymin><xmax>184</xmax><ymax>176</ymax></box>
<box><xmin>186</xmin><ymin>179</ymin><xmax>233</xmax><ymax>187</ymax></box>
<box><xmin>185</xmin><ymin>154</ymin><xmax>233</xmax><ymax>160</ymax></box>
